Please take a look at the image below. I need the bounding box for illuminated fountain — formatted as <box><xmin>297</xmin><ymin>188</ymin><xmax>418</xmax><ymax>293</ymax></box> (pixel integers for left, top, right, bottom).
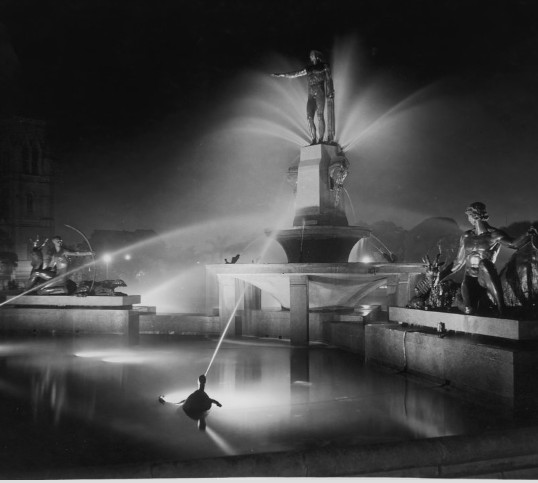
<box><xmin>206</xmin><ymin>39</ymin><xmax>424</xmax><ymax>347</ymax></box>
<box><xmin>2</xmin><ymin>37</ymin><xmax>538</xmax><ymax>480</ymax></box>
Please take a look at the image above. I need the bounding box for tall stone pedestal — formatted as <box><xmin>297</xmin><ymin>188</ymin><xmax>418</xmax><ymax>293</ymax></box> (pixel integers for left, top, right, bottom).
<box><xmin>269</xmin><ymin>143</ymin><xmax>370</xmax><ymax>263</ymax></box>
<box><xmin>293</xmin><ymin>143</ymin><xmax>347</xmax><ymax>226</ymax></box>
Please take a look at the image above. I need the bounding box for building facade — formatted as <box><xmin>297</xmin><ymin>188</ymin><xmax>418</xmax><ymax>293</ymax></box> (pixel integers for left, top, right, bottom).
<box><xmin>0</xmin><ymin>117</ymin><xmax>55</xmax><ymax>283</ymax></box>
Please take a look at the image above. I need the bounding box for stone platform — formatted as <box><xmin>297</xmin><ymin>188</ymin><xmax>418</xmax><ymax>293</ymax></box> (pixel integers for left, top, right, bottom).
<box><xmin>0</xmin><ymin>295</ymin><xmax>141</xmax><ymax>344</ymax></box>
<box><xmin>366</xmin><ymin>307</ymin><xmax>538</xmax><ymax>407</ymax></box>
<box><xmin>390</xmin><ymin>306</ymin><xmax>538</xmax><ymax>340</ymax></box>
<box><xmin>206</xmin><ymin>262</ymin><xmax>423</xmax><ymax>346</ymax></box>
<box><xmin>5</xmin><ymin>294</ymin><xmax>140</xmax><ymax>307</ymax></box>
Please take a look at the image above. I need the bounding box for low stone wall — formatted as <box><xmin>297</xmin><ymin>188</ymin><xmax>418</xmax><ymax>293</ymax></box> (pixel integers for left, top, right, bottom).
<box><xmin>365</xmin><ymin>323</ymin><xmax>538</xmax><ymax>406</ymax></box>
<box><xmin>0</xmin><ymin>306</ymin><xmax>139</xmax><ymax>344</ymax></box>
<box><xmin>0</xmin><ymin>300</ymin><xmax>380</xmax><ymax>355</ymax></box>
<box><xmin>139</xmin><ymin>313</ymin><xmax>221</xmax><ymax>336</ymax></box>
<box><xmin>14</xmin><ymin>425</ymin><xmax>538</xmax><ymax>479</ymax></box>
<box><xmin>140</xmin><ymin>308</ymin><xmax>381</xmax><ymax>355</ymax></box>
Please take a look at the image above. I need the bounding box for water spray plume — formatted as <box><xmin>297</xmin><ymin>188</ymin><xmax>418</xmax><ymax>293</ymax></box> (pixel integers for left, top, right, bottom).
<box><xmin>204</xmin><ymin>287</ymin><xmax>246</xmax><ymax>377</ymax></box>
<box><xmin>344</xmin><ymin>188</ymin><xmax>358</xmax><ymax>224</ymax></box>
<box><xmin>223</xmin><ymin>118</ymin><xmax>305</xmax><ymax>146</ymax></box>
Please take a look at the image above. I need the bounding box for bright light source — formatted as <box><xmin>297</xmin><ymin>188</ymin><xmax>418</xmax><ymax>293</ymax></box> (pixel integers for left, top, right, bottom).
<box><xmin>360</xmin><ymin>256</ymin><xmax>373</xmax><ymax>263</ymax></box>
<box><xmin>103</xmin><ymin>253</ymin><xmax>112</xmax><ymax>263</ymax></box>
<box><xmin>124</xmin><ymin>254</ymin><xmax>131</xmax><ymax>261</ymax></box>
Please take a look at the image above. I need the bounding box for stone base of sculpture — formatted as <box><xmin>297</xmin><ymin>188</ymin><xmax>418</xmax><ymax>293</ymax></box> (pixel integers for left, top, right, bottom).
<box><xmin>391</xmin><ymin>306</ymin><xmax>538</xmax><ymax>340</ymax></box>
<box><xmin>366</xmin><ymin>307</ymin><xmax>538</xmax><ymax>408</ymax></box>
<box><xmin>0</xmin><ymin>295</ymin><xmax>141</xmax><ymax>344</ymax></box>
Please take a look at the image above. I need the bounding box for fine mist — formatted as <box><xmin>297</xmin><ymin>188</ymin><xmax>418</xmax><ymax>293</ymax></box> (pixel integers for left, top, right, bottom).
<box><xmin>86</xmin><ymin>34</ymin><xmax>538</xmax><ymax>313</ymax></box>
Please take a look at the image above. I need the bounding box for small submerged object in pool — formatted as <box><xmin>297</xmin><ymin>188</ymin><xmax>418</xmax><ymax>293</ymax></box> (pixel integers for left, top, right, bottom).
<box><xmin>160</xmin><ymin>375</ymin><xmax>222</xmax><ymax>431</ymax></box>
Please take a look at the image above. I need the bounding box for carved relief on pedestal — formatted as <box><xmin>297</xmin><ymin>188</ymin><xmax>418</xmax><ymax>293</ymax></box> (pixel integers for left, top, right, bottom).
<box><xmin>286</xmin><ymin>166</ymin><xmax>298</xmax><ymax>194</ymax></box>
<box><xmin>328</xmin><ymin>154</ymin><xmax>349</xmax><ymax>206</ymax></box>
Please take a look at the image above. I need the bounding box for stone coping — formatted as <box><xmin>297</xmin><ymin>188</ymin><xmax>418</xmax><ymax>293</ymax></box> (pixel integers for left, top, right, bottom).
<box><xmin>5</xmin><ymin>294</ymin><xmax>141</xmax><ymax>307</ymax></box>
<box><xmin>389</xmin><ymin>306</ymin><xmax>538</xmax><ymax>340</ymax></box>
<box><xmin>207</xmin><ymin>262</ymin><xmax>423</xmax><ymax>275</ymax></box>
<box><xmin>270</xmin><ymin>225</ymin><xmax>371</xmax><ymax>239</ymax></box>
<box><xmin>11</xmin><ymin>425</ymin><xmax>538</xmax><ymax>478</ymax></box>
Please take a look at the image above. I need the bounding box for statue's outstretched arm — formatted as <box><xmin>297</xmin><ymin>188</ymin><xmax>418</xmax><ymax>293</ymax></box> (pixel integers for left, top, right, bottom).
<box><xmin>211</xmin><ymin>399</ymin><xmax>222</xmax><ymax>407</ymax></box>
<box><xmin>272</xmin><ymin>68</ymin><xmax>308</xmax><ymax>79</ymax></box>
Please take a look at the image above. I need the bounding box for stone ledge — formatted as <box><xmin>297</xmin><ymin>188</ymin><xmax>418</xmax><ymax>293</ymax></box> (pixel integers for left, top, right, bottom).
<box><xmin>389</xmin><ymin>306</ymin><xmax>538</xmax><ymax>340</ymax></box>
<box><xmin>365</xmin><ymin>323</ymin><xmax>538</xmax><ymax>404</ymax></box>
<box><xmin>10</xmin><ymin>425</ymin><xmax>538</xmax><ymax>479</ymax></box>
<box><xmin>5</xmin><ymin>294</ymin><xmax>141</xmax><ymax>307</ymax></box>
<box><xmin>0</xmin><ymin>307</ymin><xmax>139</xmax><ymax>343</ymax></box>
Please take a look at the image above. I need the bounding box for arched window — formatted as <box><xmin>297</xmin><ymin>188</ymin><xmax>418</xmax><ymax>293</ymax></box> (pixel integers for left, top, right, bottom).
<box><xmin>26</xmin><ymin>193</ymin><xmax>34</xmax><ymax>215</ymax></box>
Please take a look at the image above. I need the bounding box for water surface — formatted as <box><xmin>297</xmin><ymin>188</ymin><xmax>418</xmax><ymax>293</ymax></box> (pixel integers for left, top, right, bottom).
<box><xmin>0</xmin><ymin>334</ymin><xmax>518</xmax><ymax>476</ymax></box>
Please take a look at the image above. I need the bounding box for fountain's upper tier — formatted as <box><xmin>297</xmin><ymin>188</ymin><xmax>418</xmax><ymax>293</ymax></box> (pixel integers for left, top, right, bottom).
<box><xmin>269</xmin><ymin>143</ymin><xmax>370</xmax><ymax>263</ymax></box>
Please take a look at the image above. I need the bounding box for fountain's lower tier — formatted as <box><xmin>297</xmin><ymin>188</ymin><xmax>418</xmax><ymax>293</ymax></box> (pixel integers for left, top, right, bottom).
<box><xmin>267</xmin><ymin>225</ymin><xmax>371</xmax><ymax>263</ymax></box>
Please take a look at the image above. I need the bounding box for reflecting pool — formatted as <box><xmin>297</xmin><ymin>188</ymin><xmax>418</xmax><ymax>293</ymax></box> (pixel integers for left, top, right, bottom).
<box><xmin>0</xmin><ymin>334</ymin><xmax>521</xmax><ymax>477</ymax></box>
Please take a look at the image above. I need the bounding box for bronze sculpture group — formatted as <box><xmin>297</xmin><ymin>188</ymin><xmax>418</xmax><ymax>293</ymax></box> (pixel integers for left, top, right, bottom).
<box><xmin>26</xmin><ymin>236</ymin><xmax>127</xmax><ymax>296</ymax></box>
<box><xmin>27</xmin><ymin>236</ymin><xmax>94</xmax><ymax>295</ymax></box>
<box><xmin>409</xmin><ymin>202</ymin><xmax>538</xmax><ymax>317</ymax></box>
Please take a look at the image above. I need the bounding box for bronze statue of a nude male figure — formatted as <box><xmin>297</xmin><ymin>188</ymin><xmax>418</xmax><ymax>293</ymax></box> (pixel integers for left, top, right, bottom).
<box><xmin>272</xmin><ymin>50</ymin><xmax>335</xmax><ymax>145</ymax></box>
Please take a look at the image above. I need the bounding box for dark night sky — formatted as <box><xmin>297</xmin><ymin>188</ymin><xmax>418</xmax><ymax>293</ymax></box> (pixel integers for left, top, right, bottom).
<box><xmin>2</xmin><ymin>0</ymin><xmax>538</xmax><ymax>250</ymax></box>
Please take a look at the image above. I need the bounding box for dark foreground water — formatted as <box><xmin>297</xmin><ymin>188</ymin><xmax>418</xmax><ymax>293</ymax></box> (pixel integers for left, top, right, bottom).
<box><xmin>0</xmin><ymin>334</ymin><xmax>520</xmax><ymax>477</ymax></box>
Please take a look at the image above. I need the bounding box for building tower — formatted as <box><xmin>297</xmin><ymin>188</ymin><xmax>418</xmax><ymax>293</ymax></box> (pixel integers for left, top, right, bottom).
<box><xmin>0</xmin><ymin>117</ymin><xmax>55</xmax><ymax>284</ymax></box>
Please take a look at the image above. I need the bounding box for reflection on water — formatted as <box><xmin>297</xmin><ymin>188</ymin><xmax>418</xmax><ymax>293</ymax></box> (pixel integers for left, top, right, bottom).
<box><xmin>0</xmin><ymin>334</ymin><xmax>519</xmax><ymax>475</ymax></box>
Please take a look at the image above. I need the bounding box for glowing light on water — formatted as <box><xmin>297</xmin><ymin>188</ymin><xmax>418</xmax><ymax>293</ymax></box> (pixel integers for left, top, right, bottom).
<box><xmin>74</xmin><ymin>351</ymin><xmax>110</xmax><ymax>359</ymax></box>
<box><xmin>74</xmin><ymin>348</ymin><xmax>162</xmax><ymax>365</ymax></box>
<box><xmin>159</xmin><ymin>392</ymin><xmax>185</xmax><ymax>404</ymax></box>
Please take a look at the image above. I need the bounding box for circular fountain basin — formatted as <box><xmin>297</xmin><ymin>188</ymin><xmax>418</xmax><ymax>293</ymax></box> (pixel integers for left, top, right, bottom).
<box><xmin>0</xmin><ymin>333</ymin><xmax>518</xmax><ymax>478</ymax></box>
